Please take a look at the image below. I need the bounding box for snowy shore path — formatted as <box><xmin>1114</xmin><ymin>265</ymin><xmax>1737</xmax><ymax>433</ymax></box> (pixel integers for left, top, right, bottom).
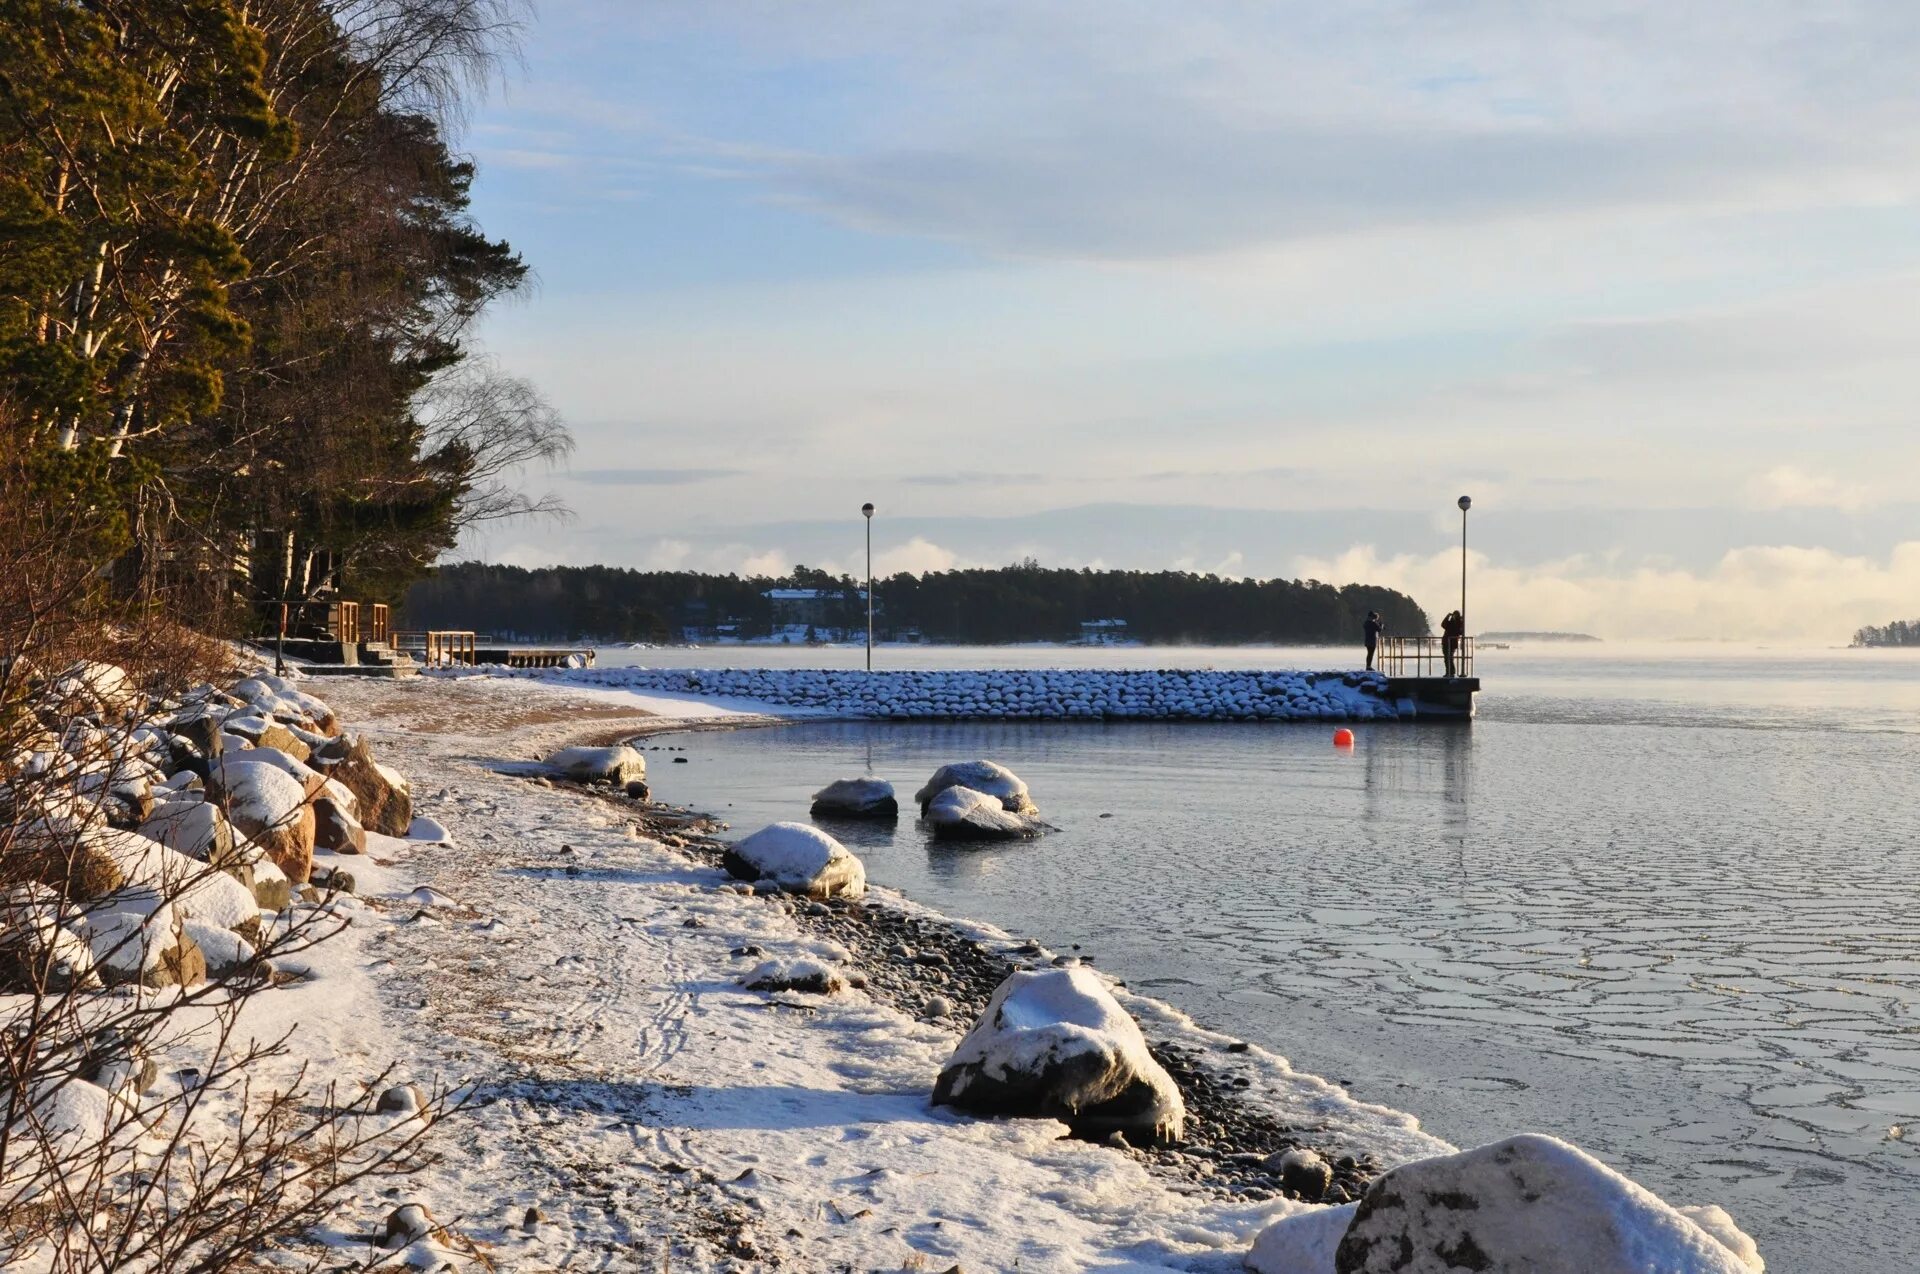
<box><xmin>314</xmin><ymin>675</ymin><xmax>1311</xmax><ymax>1272</ymax></box>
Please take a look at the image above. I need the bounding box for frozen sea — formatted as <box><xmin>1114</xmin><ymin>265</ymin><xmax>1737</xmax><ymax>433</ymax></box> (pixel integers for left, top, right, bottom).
<box><xmin>606</xmin><ymin>641</ymin><xmax>1920</xmax><ymax>1271</ymax></box>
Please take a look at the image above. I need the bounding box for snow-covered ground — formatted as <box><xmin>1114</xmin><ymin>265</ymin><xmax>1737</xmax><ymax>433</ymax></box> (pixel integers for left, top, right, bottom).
<box><xmin>428</xmin><ymin>665</ymin><xmax>1415</xmax><ymax>722</ymax></box>
<box><xmin>298</xmin><ymin>673</ymin><xmax>1453</xmax><ymax>1270</ymax></box>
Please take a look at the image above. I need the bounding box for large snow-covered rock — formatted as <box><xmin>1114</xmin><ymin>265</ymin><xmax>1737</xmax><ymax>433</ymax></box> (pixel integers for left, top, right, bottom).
<box><xmin>1329</xmin><ymin>1134</ymin><xmax>1764</xmax><ymax>1274</ymax></box>
<box><xmin>229</xmin><ymin>674</ymin><xmax>339</xmax><ymax>735</ymax></box>
<box><xmin>924</xmin><ymin>785</ymin><xmax>1048</xmax><ymax>841</ymax></box>
<box><xmin>208</xmin><ymin>761</ymin><xmax>315</xmax><ymax>884</ymax></box>
<box><xmin>721</xmin><ymin>823</ymin><xmax>867</xmax><ymax>899</ymax></box>
<box><xmin>545</xmin><ymin>744</ymin><xmax>646</xmax><ymax>786</ymax></box>
<box><xmin>1245</xmin><ymin>1203</ymin><xmax>1358</xmax><ymax>1274</ymax></box>
<box><xmin>47</xmin><ymin>661</ymin><xmax>139</xmax><ymax>718</ymax></box>
<box><xmin>139</xmin><ymin>798</ymin><xmax>234</xmax><ymax>862</ymax></box>
<box><xmin>914</xmin><ymin>761</ymin><xmax>1036</xmax><ymax>814</ymax></box>
<box><xmin>932</xmin><ymin>965</ymin><xmax>1184</xmax><ymax>1143</ymax></box>
<box><xmin>809</xmin><ymin>776</ymin><xmax>898</xmax><ymax>819</ymax></box>
<box><xmin>315</xmin><ymin>735</ymin><xmax>410</xmax><ymax>837</ymax></box>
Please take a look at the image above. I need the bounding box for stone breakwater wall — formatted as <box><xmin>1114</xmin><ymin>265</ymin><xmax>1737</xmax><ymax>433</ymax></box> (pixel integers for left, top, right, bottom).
<box><xmin>483</xmin><ymin>665</ymin><xmax>1423</xmax><ymax>722</ymax></box>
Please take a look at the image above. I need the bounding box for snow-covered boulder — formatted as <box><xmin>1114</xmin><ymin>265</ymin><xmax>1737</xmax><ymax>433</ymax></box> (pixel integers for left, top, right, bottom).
<box><xmin>0</xmin><ymin>887</ymin><xmax>101</xmax><ymax>992</ymax></box>
<box><xmin>809</xmin><ymin>776</ymin><xmax>898</xmax><ymax>819</ymax></box>
<box><xmin>924</xmin><ymin>785</ymin><xmax>1047</xmax><ymax>841</ymax></box>
<box><xmin>1245</xmin><ymin>1203</ymin><xmax>1357</xmax><ymax>1274</ymax></box>
<box><xmin>315</xmin><ymin>735</ymin><xmax>410</xmax><ymax>837</ymax></box>
<box><xmin>932</xmin><ymin>965</ymin><xmax>1184</xmax><ymax>1143</ymax></box>
<box><xmin>208</xmin><ymin>761</ymin><xmax>315</xmax><ymax>884</ymax></box>
<box><xmin>229</xmin><ymin>674</ymin><xmax>338</xmax><ymax>735</ymax></box>
<box><xmin>1325</xmin><ymin>1134</ymin><xmax>1763</xmax><ymax>1274</ymax></box>
<box><xmin>47</xmin><ymin>661</ymin><xmax>139</xmax><ymax>718</ymax></box>
<box><xmin>914</xmin><ymin>760</ymin><xmax>1036</xmax><ymax>814</ymax></box>
<box><xmin>545</xmin><ymin>744</ymin><xmax>646</xmax><ymax>786</ymax></box>
<box><xmin>721</xmin><ymin>823</ymin><xmax>867</xmax><ymax>899</ymax></box>
<box><xmin>139</xmin><ymin>798</ymin><xmax>234</xmax><ymax>863</ymax></box>
<box><xmin>742</xmin><ymin>957</ymin><xmax>846</xmax><ymax>994</ymax></box>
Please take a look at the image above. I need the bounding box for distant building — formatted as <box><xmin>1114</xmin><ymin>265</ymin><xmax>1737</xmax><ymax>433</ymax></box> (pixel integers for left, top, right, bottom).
<box><xmin>764</xmin><ymin>587</ymin><xmax>865</xmax><ymax>630</ymax></box>
<box><xmin>1078</xmin><ymin>618</ymin><xmax>1129</xmax><ymax>644</ymax></box>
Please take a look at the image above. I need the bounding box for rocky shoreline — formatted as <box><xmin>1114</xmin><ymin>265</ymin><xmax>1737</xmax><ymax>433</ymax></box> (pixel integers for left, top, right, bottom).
<box><xmin>540</xmin><ymin>762</ymin><xmax>1387</xmax><ymax>1209</ymax></box>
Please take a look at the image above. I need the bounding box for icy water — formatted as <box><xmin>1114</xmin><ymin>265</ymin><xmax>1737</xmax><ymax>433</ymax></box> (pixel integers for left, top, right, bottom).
<box><xmin>625</xmin><ymin>644</ymin><xmax>1920</xmax><ymax>1272</ymax></box>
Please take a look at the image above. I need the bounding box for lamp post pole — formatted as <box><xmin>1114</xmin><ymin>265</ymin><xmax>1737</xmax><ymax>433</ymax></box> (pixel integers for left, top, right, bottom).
<box><xmin>862</xmin><ymin>503</ymin><xmax>875</xmax><ymax>672</ymax></box>
<box><xmin>1457</xmin><ymin>493</ymin><xmax>1472</xmax><ymax>640</ymax></box>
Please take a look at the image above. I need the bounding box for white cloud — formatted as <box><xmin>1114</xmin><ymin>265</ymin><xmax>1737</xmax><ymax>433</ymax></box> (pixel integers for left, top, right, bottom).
<box><xmin>1747</xmin><ymin>465</ymin><xmax>1875</xmax><ymax>511</ymax></box>
<box><xmin>1296</xmin><ymin>542</ymin><xmax>1920</xmax><ymax>642</ymax></box>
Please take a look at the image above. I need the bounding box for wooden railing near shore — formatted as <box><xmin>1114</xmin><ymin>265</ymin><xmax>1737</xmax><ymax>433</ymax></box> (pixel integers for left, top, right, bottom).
<box><xmin>393</xmin><ymin>630</ymin><xmax>477</xmax><ymax>667</ymax></box>
<box><xmin>1377</xmin><ymin>635</ymin><xmax>1474</xmax><ymax>678</ymax></box>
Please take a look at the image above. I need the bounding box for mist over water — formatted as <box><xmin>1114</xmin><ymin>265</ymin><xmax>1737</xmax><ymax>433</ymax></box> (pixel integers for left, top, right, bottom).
<box><xmin>627</xmin><ymin>644</ymin><xmax>1920</xmax><ymax>1271</ymax></box>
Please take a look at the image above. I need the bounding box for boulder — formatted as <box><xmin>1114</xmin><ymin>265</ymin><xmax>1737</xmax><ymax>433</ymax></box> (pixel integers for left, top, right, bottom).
<box><xmin>720</xmin><ymin>823</ymin><xmax>866</xmax><ymax>899</ymax></box>
<box><xmin>139</xmin><ymin>799</ymin><xmax>234</xmax><ymax>863</ymax></box>
<box><xmin>1331</xmin><ymin>1134</ymin><xmax>1763</xmax><ymax>1274</ymax></box>
<box><xmin>318</xmin><ymin>736</ymin><xmax>410</xmax><ymax>837</ymax></box>
<box><xmin>742</xmin><ymin>957</ymin><xmax>845</xmax><ymax>994</ymax></box>
<box><xmin>932</xmin><ymin>965</ymin><xmax>1184</xmax><ymax>1143</ymax></box>
<box><xmin>47</xmin><ymin>661</ymin><xmax>139</xmax><ymax>718</ymax></box>
<box><xmin>1246</xmin><ymin>1202</ymin><xmax>1359</xmax><ymax>1274</ymax></box>
<box><xmin>165</xmin><ymin>706</ymin><xmax>227</xmax><ymax>766</ymax></box>
<box><xmin>253</xmin><ymin>722</ymin><xmax>311</xmax><ymax>762</ymax></box>
<box><xmin>809</xmin><ymin>777</ymin><xmax>899</xmax><ymax>819</ymax></box>
<box><xmin>925</xmin><ymin>785</ymin><xmax>1047</xmax><ymax>841</ymax></box>
<box><xmin>0</xmin><ymin>889</ymin><xmax>101</xmax><ymax>993</ymax></box>
<box><xmin>229</xmin><ymin>674</ymin><xmax>339</xmax><ymax>735</ymax></box>
<box><xmin>914</xmin><ymin>760</ymin><xmax>1036</xmax><ymax>814</ymax></box>
<box><xmin>81</xmin><ymin>900</ymin><xmax>205</xmax><ymax>989</ymax></box>
<box><xmin>314</xmin><ymin>797</ymin><xmax>366</xmax><ymax>854</ymax></box>
<box><xmin>209</xmin><ymin>762</ymin><xmax>316</xmax><ymax>884</ymax></box>
<box><xmin>248</xmin><ymin>859</ymin><xmax>292</xmax><ymax>912</ymax></box>
<box><xmin>545</xmin><ymin>744</ymin><xmax>646</xmax><ymax>786</ymax></box>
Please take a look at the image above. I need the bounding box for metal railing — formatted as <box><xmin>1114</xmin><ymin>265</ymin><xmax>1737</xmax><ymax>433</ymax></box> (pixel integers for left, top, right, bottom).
<box><xmin>392</xmin><ymin>629</ymin><xmax>477</xmax><ymax>667</ymax></box>
<box><xmin>1376</xmin><ymin>635</ymin><xmax>1474</xmax><ymax>678</ymax></box>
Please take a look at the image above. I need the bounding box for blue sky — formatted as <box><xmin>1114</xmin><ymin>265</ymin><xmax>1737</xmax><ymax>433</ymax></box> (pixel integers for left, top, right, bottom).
<box><xmin>456</xmin><ymin>2</ymin><xmax>1920</xmax><ymax>640</ymax></box>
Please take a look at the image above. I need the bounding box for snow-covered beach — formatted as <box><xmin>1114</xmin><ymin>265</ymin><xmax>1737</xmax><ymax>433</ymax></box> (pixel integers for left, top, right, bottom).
<box><xmin>5</xmin><ymin>663</ymin><xmax>1775</xmax><ymax>1271</ymax></box>
<box><xmin>308</xmin><ymin>672</ymin><xmax>1453</xmax><ymax>1269</ymax></box>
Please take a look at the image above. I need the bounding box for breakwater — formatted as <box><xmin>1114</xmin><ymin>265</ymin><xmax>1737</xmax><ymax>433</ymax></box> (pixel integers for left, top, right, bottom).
<box><xmin>464</xmin><ymin>665</ymin><xmax>1445</xmax><ymax>721</ymax></box>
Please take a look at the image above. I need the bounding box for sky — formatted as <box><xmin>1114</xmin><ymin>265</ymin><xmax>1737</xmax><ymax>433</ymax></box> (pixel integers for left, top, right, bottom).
<box><xmin>454</xmin><ymin>1</ymin><xmax>1920</xmax><ymax>642</ymax></box>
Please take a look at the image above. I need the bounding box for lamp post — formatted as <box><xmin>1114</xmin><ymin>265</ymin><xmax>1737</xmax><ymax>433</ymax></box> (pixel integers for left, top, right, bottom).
<box><xmin>1457</xmin><ymin>494</ymin><xmax>1471</xmax><ymax>634</ymax></box>
<box><xmin>861</xmin><ymin>503</ymin><xmax>875</xmax><ymax>672</ymax></box>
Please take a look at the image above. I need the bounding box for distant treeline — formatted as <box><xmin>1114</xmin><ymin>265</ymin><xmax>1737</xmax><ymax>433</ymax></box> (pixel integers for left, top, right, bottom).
<box><xmin>1852</xmin><ymin>620</ymin><xmax>1920</xmax><ymax>647</ymax></box>
<box><xmin>403</xmin><ymin>561</ymin><xmax>1430</xmax><ymax>645</ymax></box>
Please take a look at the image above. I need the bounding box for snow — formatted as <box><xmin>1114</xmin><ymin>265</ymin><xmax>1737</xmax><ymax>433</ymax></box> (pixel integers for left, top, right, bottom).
<box><xmin>724</xmin><ymin>821</ymin><xmax>867</xmax><ymax>898</ymax></box>
<box><xmin>544</xmin><ymin>744</ymin><xmax>646</xmax><ymax>785</ymax></box>
<box><xmin>936</xmin><ymin>965</ymin><xmax>1185</xmax><ymax>1142</ymax></box>
<box><xmin>407</xmin><ymin>817</ymin><xmax>451</xmax><ymax>843</ymax></box>
<box><xmin>210</xmin><ymin>759</ymin><xmax>309</xmax><ymax>827</ymax></box>
<box><xmin>139</xmin><ymin>800</ymin><xmax>228</xmax><ymax>860</ymax></box>
<box><xmin>37</xmin><ymin>669</ymin><xmax>1744</xmax><ymax>1273</ymax></box>
<box><xmin>87</xmin><ymin>826</ymin><xmax>260</xmax><ymax>932</ymax></box>
<box><xmin>1243</xmin><ymin>1201</ymin><xmax>1357</xmax><ymax>1274</ymax></box>
<box><xmin>434</xmin><ymin>664</ymin><xmax>1410</xmax><ymax>721</ymax></box>
<box><xmin>925</xmin><ymin>784</ymin><xmax>1047</xmax><ymax>838</ymax></box>
<box><xmin>1284</xmin><ymin>1133</ymin><xmax>1764</xmax><ymax>1274</ymax></box>
<box><xmin>915</xmin><ymin>758</ymin><xmax>1036</xmax><ymax>812</ymax></box>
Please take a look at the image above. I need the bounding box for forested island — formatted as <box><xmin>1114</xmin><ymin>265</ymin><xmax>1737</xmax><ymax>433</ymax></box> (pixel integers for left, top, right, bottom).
<box><xmin>402</xmin><ymin>561</ymin><xmax>1430</xmax><ymax>645</ymax></box>
<box><xmin>1852</xmin><ymin>620</ymin><xmax>1920</xmax><ymax>647</ymax></box>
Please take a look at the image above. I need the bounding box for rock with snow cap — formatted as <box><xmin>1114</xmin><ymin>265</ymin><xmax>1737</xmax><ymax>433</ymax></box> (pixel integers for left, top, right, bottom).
<box><xmin>721</xmin><ymin>822</ymin><xmax>866</xmax><ymax>899</ymax></box>
<box><xmin>914</xmin><ymin>760</ymin><xmax>1036</xmax><ymax>814</ymax></box>
<box><xmin>1327</xmin><ymin>1133</ymin><xmax>1764</xmax><ymax>1274</ymax></box>
<box><xmin>545</xmin><ymin>744</ymin><xmax>646</xmax><ymax>787</ymax></box>
<box><xmin>809</xmin><ymin>776</ymin><xmax>898</xmax><ymax>819</ymax></box>
<box><xmin>314</xmin><ymin>797</ymin><xmax>365</xmax><ymax>854</ymax></box>
<box><xmin>315</xmin><ymin>734</ymin><xmax>410</xmax><ymax>837</ymax></box>
<box><xmin>924</xmin><ymin>785</ymin><xmax>1048</xmax><ymax>841</ymax></box>
<box><xmin>932</xmin><ymin>964</ymin><xmax>1184</xmax><ymax>1144</ymax></box>
<box><xmin>207</xmin><ymin>761</ymin><xmax>315</xmax><ymax>884</ymax></box>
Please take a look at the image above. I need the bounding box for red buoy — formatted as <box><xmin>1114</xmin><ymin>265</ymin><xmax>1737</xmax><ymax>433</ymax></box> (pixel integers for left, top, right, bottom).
<box><xmin>1333</xmin><ymin>728</ymin><xmax>1355</xmax><ymax>747</ymax></box>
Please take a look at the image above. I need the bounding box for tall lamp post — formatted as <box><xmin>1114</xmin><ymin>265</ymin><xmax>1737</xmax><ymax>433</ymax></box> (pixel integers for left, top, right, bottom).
<box><xmin>1457</xmin><ymin>494</ymin><xmax>1471</xmax><ymax>634</ymax></box>
<box><xmin>861</xmin><ymin>503</ymin><xmax>875</xmax><ymax>672</ymax></box>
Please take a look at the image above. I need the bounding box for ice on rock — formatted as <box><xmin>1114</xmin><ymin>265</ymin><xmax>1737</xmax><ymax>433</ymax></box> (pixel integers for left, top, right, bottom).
<box><xmin>924</xmin><ymin>786</ymin><xmax>1047</xmax><ymax>841</ymax></box>
<box><xmin>722</xmin><ymin>823</ymin><xmax>866</xmax><ymax>899</ymax></box>
<box><xmin>808</xmin><ymin>776</ymin><xmax>899</xmax><ymax>819</ymax></box>
<box><xmin>933</xmin><ymin>964</ymin><xmax>1184</xmax><ymax>1144</ymax></box>
<box><xmin>544</xmin><ymin>744</ymin><xmax>646</xmax><ymax>786</ymax></box>
<box><xmin>1318</xmin><ymin>1133</ymin><xmax>1763</xmax><ymax>1274</ymax></box>
<box><xmin>914</xmin><ymin>760</ymin><xmax>1036</xmax><ymax>814</ymax></box>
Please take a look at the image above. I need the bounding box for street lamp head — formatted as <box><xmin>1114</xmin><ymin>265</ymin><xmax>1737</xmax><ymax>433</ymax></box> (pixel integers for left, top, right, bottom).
<box><xmin>861</xmin><ymin>503</ymin><xmax>875</xmax><ymax>519</ymax></box>
<box><xmin>1457</xmin><ymin>495</ymin><xmax>1472</xmax><ymax>512</ymax></box>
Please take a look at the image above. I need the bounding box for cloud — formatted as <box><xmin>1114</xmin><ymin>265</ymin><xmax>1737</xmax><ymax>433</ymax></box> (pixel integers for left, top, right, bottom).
<box><xmin>1747</xmin><ymin>465</ymin><xmax>1875</xmax><ymax>511</ymax></box>
<box><xmin>566</xmin><ymin>468</ymin><xmax>746</xmax><ymax>486</ymax></box>
<box><xmin>1294</xmin><ymin>541</ymin><xmax>1920</xmax><ymax>642</ymax></box>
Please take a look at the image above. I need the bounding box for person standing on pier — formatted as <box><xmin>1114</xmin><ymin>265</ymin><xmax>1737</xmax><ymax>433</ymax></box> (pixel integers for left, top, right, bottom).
<box><xmin>1440</xmin><ymin>610</ymin><xmax>1465</xmax><ymax>677</ymax></box>
<box><xmin>1363</xmin><ymin>610</ymin><xmax>1382</xmax><ymax>671</ymax></box>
